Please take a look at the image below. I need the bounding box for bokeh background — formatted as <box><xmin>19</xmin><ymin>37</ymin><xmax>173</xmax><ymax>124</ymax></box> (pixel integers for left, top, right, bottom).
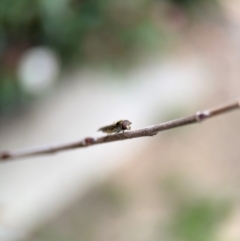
<box><xmin>1</xmin><ymin>0</ymin><xmax>240</xmax><ymax>240</ymax></box>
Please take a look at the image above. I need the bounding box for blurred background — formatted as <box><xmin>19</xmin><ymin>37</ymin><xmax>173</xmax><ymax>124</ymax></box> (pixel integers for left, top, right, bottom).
<box><xmin>1</xmin><ymin>0</ymin><xmax>240</xmax><ymax>240</ymax></box>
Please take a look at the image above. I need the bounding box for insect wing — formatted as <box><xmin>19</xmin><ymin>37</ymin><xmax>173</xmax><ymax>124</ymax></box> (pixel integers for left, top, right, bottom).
<box><xmin>98</xmin><ymin>123</ymin><xmax>118</xmax><ymax>133</ymax></box>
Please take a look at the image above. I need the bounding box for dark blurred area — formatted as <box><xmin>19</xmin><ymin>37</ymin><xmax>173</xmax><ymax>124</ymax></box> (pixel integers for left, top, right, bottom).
<box><xmin>0</xmin><ymin>0</ymin><xmax>218</xmax><ymax>118</ymax></box>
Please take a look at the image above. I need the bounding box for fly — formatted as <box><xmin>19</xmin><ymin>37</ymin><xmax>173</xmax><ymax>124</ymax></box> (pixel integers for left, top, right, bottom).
<box><xmin>98</xmin><ymin>120</ymin><xmax>132</xmax><ymax>134</ymax></box>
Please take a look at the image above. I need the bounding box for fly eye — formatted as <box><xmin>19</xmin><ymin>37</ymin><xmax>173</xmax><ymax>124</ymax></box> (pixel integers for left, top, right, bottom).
<box><xmin>121</xmin><ymin>120</ymin><xmax>132</xmax><ymax>130</ymax></box>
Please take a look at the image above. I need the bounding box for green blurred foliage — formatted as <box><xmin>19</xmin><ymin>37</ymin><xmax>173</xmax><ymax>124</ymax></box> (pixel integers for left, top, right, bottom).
<box><xmin>30</xmin><ymin>176</ymin><xmax>232</xmax><ymax>241</ymax></box>
<box><xmin>157</xmin><ymin>175</ymin><xmax>232</xmax><ymax>241</ymax></box>
<box><xmin>0</xmin><ymin>0</ymin><xmax>219</xmax><ymax>64</ymax></box>
<box><xmin>169</xmin><ymin>199</ymin><xmax>231</xmax><ymax>241</ymax></box>
<box><xmin>0</xmin><ymin>0</ymin><xmax>218</xmax><ymax>117</ymax></box>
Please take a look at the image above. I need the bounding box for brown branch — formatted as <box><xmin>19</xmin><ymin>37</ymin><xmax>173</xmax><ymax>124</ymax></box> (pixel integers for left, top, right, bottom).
<box><xmin>1</xmin><ymin>99</ymin><xmax>240</xmax><ymax>161</ymax></box>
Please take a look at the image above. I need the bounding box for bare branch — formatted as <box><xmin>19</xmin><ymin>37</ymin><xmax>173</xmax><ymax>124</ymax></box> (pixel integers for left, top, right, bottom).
<box><xmin>1</xmin><ymin>99</ymin><xmax>240</xmax><ymax>161</ymax></box>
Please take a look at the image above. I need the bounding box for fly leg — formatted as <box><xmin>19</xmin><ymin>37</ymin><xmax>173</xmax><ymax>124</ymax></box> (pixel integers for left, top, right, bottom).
<box><xmin>116</xmin><ymin>130</ymin><xmax>128</xmax><ymax>139</ymax></box>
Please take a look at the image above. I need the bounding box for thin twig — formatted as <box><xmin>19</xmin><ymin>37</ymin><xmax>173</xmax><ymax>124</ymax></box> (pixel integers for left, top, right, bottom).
<box><xmin>1</xmin><ymin>99</ymin><xmax>240</xmax><ymax>161</ymax></box>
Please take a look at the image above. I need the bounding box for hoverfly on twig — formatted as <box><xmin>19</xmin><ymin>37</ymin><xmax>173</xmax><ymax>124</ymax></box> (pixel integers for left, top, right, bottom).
<box><xmin>98</xmin><ymin>120</ymin><xmax>132</xmax><ymax>134</ymax></box>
